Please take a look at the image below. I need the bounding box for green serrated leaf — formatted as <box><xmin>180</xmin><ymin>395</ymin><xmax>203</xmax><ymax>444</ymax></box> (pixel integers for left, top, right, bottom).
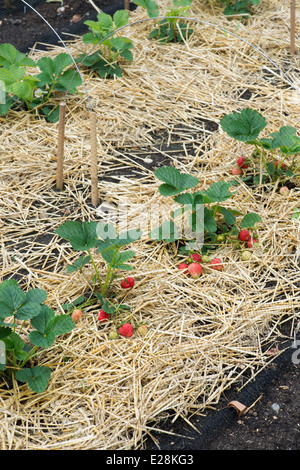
<box><xmin>220</xmin><ymin>108</ymin><xmax>267</xmax><ymax>142</ymax></box>
<box><xmin>56</xmin><ymin>220</ymin><xmax>98</xmax><ymax>251</ymax></box>
<box><xmin>219</xmin><ymin>206</ymin><xmax>236</xmax><ymax>225</ymax></box>
<box><xmin>25</xmin><ymin>288</ymin><xmax>47</xmax><ymax>305</ymax></box>
<box><xmin>66</xmin><ymin>254</ymin><xmax>90</xmax><ymax>273</ymax></box>
<box><xmin>4</xmin><ymin>331</ymin><xmax>27</xmax><ymax>360</ymax></box>
<box><xmin>204</xmin><ymin>207</ymin><xmax>217</xmax><ymax>233</ymax></box>
<box><xmin>10</xmin><ymin>81</ymin><xmax>33</xmax><ymax>101</ymax></box>
<box><xmin>0</xmin><ymin>43</ymin><xmax>36</xmax><ymax>67</ymax></box>
<box><xmin>113</xmin><ymin>9</ymin><xmax>129</xmax><ymax>28</ymax></box>
<box><xmin>204</xmin><ymin>181</ymin><xmax>235</xmax><ymax>203</ymax></box>
<box><xmin>132</xmin><ymin>0</ymin><xmax>159</xmax><ymax>17</ymax></box>
<box><xmin>150</xmin><ymin>220</ymin><xmax>180</xmax><ymax>242</ymax></box>
<box><xmin>154</xmin><ymin>166</ymin><xmax>199</xmax><ymax>196</ymax></box>
<box><xmin>54</xmin><ymin>70</ymin><xmax>82</xmax><ymax>94</ymax></box>
<box><xmin>240</xmin><ymin>212</ymin><xmax>262</xmax><ymax>228</ymax></box>
<box><xmin>0</xmin><ymin>279</ymin><xmax>25</xmax><ymax>313</ymax></box>
<box><xmin>30</xmin><ymin>305</ymin><xmax>55</xmax><ymax>334</ymax></box>
<box><xmin>53</xmin><ymin>53</ymin><xmax>73</xmax><ymax>76</ymax></box>
<box><xmin>48</xmin><ymin>315</ymin><xmax>75</xmax><ymax>337</ymax></box>
<box><xmin>113</xmin><ymin>250</ymin><xmax>135</xmax><ymax>267</ymax></box>
<box><xmin>42</xmin><ymin>106</ymin><xmax>60</xmax><ymax>123</ymax></box>
<box><xmin>15</xmin><ymin>302</ymin><xmax>42</xmax><ymax>321</ymax></box>
<box><xmin>15</xmin><ymin>365</ymin><xmax>52</xmax><ymax>393</ymax></box>
<box><xmin>29</xmin><ymin>330</ymin><xmax>56</xmax><ymax>348</ymax></box>
<box><xmin>37</xmin><ymin>57</ymin><xmax>55</xmax><ymax>80</ymax></box>
<box><xmin>0</xmin><ymin>326</ymin><xmax>12</xmax><ymax>340</ymax></box>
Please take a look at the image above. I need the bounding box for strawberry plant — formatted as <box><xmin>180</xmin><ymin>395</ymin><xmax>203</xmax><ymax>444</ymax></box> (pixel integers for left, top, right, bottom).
<box><xmin>0</xmin><ymin>43</ymin><xmax>82</xmax><ymax>122</ymax></box>
<box><xmin>150</xmin><ymin>165</ymin><xmax>261</xmax><ymax>253</ymax></box>
<box><xmin>0</xmin><ymin>279</ymin><xmax>74</xmax><ymax>393</ymax></box>
<box><xmin>76</xmin><ymin>10</ymin><xmax>134</xmax><ymax>78</ymax></box>
<box><xmin>218</xmin><ymin>0</ymin><xmax>260</xmax><ymax>19</ymax></box>
<box><xmin>56</xmin><ymin>220</ymin><xmax>142</xmax><ymax>319</ymax></box>
<box><xmin>132</xmin><ymin>0</ymin><xmax>193</xmax><ymax>43</ymax></box>
<box><xmin>220</xmin><ymin>108</ymin><xmax>300</xmax><ymax>184</ymax></box>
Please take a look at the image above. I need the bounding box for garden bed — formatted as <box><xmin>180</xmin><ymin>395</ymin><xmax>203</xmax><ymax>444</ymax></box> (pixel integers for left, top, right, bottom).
<box><xmin>0</xmin><ymin>0</ymin><xmax>300</xmax><ymax>450</ymax></box>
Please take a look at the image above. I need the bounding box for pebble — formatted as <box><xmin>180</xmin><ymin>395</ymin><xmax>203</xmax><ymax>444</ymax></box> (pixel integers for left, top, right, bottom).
<box><xmin>271</xmin><ymin>403</ymin><xmax>280</xmax><ymax>413</ymax></box>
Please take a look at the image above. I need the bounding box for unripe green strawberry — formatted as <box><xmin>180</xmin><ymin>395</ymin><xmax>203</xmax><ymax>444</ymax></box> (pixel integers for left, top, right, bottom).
<box><xmin>137</xmin><ymin>325</ymin><xmax>148</xmax><ymax>336</ymax></box>
<box><xmin>216</xmin><ymin>234</ymin><xmax>226</xmax><ymax>242</ymax></box>
<box><xmin>188</xmin><ymin>262</ymin><xmax>202</xmax><ymax>279</ymax></box>
<box><xmin>109</xmin><ymin>330</ymin><xmax>119</xmax><ymax>340</ymax></box>
<box><xmin>241</xmin><ymin>250</ymin><xmax>252</xmax><ymax>261</ymax></box>
<box><xmin>201</xmin><ymin>255</ymin><xmax>210</xmax><ymax>263</ymax></box>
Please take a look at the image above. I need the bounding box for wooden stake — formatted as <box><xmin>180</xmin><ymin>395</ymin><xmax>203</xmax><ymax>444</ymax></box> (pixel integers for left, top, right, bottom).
<box><xmin>56</xmin><ymin>102</ymin><xmax>66</xmax><ymax>190</ymax></box>
<box><xmin>124</xmin><ymin>0</ymin><xmax>130</xmax><ymax>11</ymax></box>
<box><xmin>290</xmin><ymin>0</ymin><xmax>296</xmax><ymax>54</ymax></box>
<box><xmin>90</xmin><ymin>111</ymin><xmax>100</xmax><ymax>206</ymax></box>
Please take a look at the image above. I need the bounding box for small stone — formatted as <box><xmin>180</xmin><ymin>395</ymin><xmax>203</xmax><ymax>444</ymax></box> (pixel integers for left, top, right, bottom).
<box><xmin>271</xmin><ymin>403</ymin><xmax>280</xmax><ymax>413</ymax></box>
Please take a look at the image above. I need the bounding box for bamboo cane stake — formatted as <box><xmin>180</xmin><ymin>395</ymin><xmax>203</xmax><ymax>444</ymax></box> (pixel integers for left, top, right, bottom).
<box><xmin>290</xmin><ymin>0</ymin><xmax>296</xmax><ymax>54</ymax></box>
<box><xmin>90</xmin><ymin>110</ymin><xmax>100</xmax><ymax>206</ymax></box>
<box><xmin>56</xmin><ymin>102</ymin><xmax>66</xmax><ymax>190</ymax></box>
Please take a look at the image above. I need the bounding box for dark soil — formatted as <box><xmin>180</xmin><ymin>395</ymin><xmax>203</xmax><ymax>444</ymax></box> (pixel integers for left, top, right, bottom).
<box><xmin>0</xmin><ymin>0</ymin><xmax>135</xmax><ymax>53</ymax></box>
<box><xmin>1</xmin><ymin>0</ymin><xmax>300</xmax><ymax>452</ymax></box>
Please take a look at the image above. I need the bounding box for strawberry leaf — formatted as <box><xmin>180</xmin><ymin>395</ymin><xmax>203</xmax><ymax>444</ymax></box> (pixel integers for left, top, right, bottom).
<box><xmin>150</xmin><ymin>220</ymin><xmax>180</xmax><ymax>242</ymax></box>
<box><xmin>15</xmin><ymin>365</ymin><xmax>51</xmax><ymax>394</ymax></box>
<box><xmin>204</xmin><ymin>181</ymin><xmax>235</xmax><ymax>203</ymax></box>
<box><xmin>154</xmin><ymin>166</ymin><xmax>199</xmax><ymax>196</ymax></box>
<box><xmin>220</xmin><ymin>108</ymin><xmax>267</xmax><ymax>142</ymax></box>
<box><xmin>56</xmin><ymin>221</ymin><xmax>99</xmax><ymax>251</ymax></box>
<box><xmin>132</xmin><ymin>0</ymin><xmax>159</xmax><ymax>17</ymax></box>
<box><xmin>240</xmin><ymin>212</ymin><xmax>262</xmax><ymax>228</ymax></box>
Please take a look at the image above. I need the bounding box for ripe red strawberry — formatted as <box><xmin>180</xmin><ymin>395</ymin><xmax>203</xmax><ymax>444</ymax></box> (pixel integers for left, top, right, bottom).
<box><xmin>188</xmin><ymin>253</ymin><xmax>202</xmax><ymax>263</ymax></box>
<box><xmin>188</xmin><ymin>262</ymin><xmax>202</xmax><ymax>279</ymax></box>
<box><xmin>232</xmin><ymin>166</ymin><xmax>241</xmax><ymax>175</ymax></box>
<box><xmin>246</xmin><ymin>238</ymin><xmax>258</xmax><ymax>248</ymax></box>
<box><xmin>238</xmin><ymin>229</ymin><xmax>251</xmax><ymax>242</ymax></box>
<box><xmin>237</xmin><ymin>156</ymin><xmax>249</xmax><ymax>169</ymax></box>
<box><xmin>97</xmin><ymin>309</ymin><xmax>109</xmax><ymax>322</ymax></box>
<box><xmin>189</xmin><ymin>253</ymin><xmax>201</xmax><ymax>263</ymax></box>
<box><xmin>209</xmin><ymin>258</ymin><xmax>223</xmax><ymax>271</ymax></box>
<box><xmin>119</xmin><ymin>323</ymin><xmax>133</xmax><ymax>338</ymax></box>
<box><xmin>274</xmin><ymin>160</ymin><xmax>286</xmax><ymax>170</ymax></box>
<box><xmin>120</xmin><ymin>277</ymin><xmax>135</xmax><ymax>289</ymax></box>
<box><xmin>178</xmin><ymin>262</ymin><xmax>189</xmax><ymax>273</ymax></box>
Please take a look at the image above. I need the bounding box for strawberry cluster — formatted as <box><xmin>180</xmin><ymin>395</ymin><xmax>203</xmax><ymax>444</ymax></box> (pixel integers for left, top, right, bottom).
<box><xmin>178</xmin><ymin>252</ymin><xmax>223</xmax><ymax>279</ymax></box>
<box><xmin>238</xmin><ymin>229</ymin><xmax>258</xmax><ymax>248</ymax></box>
<box><xmin>232</xmin><ymin>155</ymin><xmax>250</xmax><ymax>175</ymax></box>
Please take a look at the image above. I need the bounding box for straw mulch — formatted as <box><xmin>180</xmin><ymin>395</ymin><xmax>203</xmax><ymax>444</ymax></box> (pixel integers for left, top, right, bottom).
<box><xmin>0</xmin><ymin>0</ymin><xmax>300</xmax><ymax>450</ymax></box>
